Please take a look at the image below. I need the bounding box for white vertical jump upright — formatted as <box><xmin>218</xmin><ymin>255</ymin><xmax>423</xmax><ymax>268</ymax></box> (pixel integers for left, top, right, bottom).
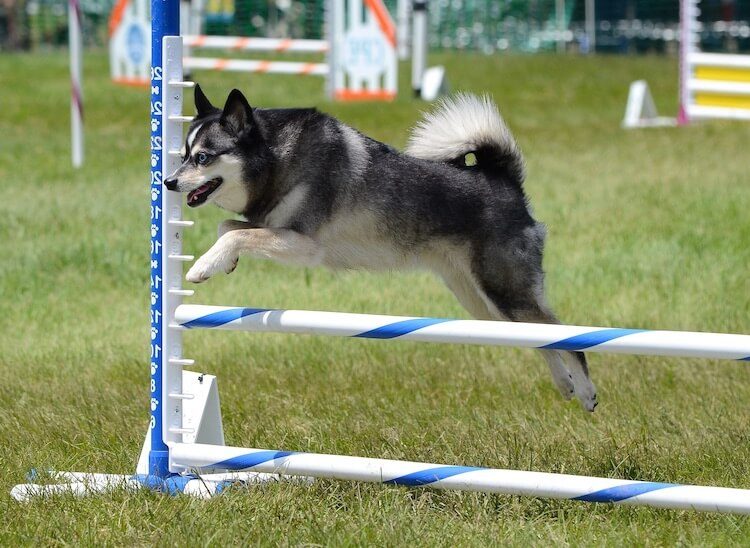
<box><xmin>10</xmin><ymin>0</ymin><xmax>750</xmax><ymax>513</ymax></box>
<box><xmin>679</xmin><ymin>0</ymin><xmax>750</xmax><ymax>123</ymax></box>
<box><xmin>396</xmin><ymin>0</ymin><xmax>410</xmax><ymax>60</ymax></box>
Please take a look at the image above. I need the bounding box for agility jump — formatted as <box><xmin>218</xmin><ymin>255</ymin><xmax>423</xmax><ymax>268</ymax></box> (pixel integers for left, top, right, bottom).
<box><xmin>624</xmin><ymin>0</ymin><xmax>750</xmax><ymax>127</ymax></box>
<box><xmin>109</xmin><ymin>0</ymin><xmax>397</xmax><ymax>100</ymax></box>
<box><xmin>679</xmin><ymin>0</ymin><xmax>750</xmax><ymax>123</ymax></box>
<box><xmin>13</xmin><ymin>0</ymin><xmax>750</xmax><ymax>514</ymax></box>
<box><xmin>181</xmin><ymin>35</ymin><xmax>329</xmax><ymax>79</ymax></box>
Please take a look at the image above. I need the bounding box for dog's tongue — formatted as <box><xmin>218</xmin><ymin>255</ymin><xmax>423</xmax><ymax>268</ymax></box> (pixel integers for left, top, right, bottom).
<box><xmin>188</xmin><ymin>183</ymin><xmax>212</xmax><ymax>204</ymax></box>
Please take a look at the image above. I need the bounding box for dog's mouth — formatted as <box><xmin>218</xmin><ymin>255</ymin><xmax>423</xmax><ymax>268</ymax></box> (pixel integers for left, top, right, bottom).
<box><xmin>187</xmin><ymin>178</ymin><xmax>223</xmax><ymax>207</ymax></box>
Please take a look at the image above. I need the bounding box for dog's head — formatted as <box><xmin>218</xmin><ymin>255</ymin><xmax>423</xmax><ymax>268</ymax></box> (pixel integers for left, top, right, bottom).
<box><xmin>164</xmin><ymin>85</ymin><xmax>270</xmax><ymax>213</ymax></box>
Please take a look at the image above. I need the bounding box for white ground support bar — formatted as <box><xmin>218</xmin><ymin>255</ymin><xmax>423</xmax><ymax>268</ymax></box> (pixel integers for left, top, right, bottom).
<box><xmin>11</xmin><ymin>471</ymin><xmax>307</xmax><ymax>501</ymax></box>
<box><xmin>183</xmin><ymin>35</ymin><xmax>328</xmax><ymax>53</ymax></box>
<box><xmin>182</xmin><ymin>57</ymin><xmax>328</xmax><ymax>76</ymax></box>
<box><xmin>173</xmin><ymin>305</ymin><xmax>750</xmax><ymax>362</ymax></box>
<box><xmin>171</xmin><ymin>443</ymin><xmax>750</xmax><ymax>514</ymax></box>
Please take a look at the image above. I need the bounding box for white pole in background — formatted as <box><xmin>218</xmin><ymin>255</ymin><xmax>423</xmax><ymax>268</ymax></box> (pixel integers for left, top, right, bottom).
<box><xmin>584</xmin><ymin>0</ymin><xmax>595</xmax><ymax>53</ymax></box>
<box><xmin>396</xmin><ymin>0</ymin><xmax>410</xmax><ymax>60</ymax></box>
<box><xmin>326</xmin><ymin>0</ymin><xmax>336</xmax><ymax>100</ymax></box>
<box><xmin>678</xmin><ymin>0</ymin><xmax>698</xmax><ymax>125</ymax></box>
<box><xmin>68</xmin><ymin>0</ymin><xmax>84</xmax><ymax>167</ymax></box>
<box><xmin>411</xmin><ymin>0</ymin><xmax>427</xmax><ymax>97</ymax></box>
<box><xmin>555</xmin><ymin>0</ymin><xmax>565</xmax><ymax>53</ymax></box>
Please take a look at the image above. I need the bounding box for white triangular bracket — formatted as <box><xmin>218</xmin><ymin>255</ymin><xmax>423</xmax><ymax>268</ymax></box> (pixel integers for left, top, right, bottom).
<box><xmin>421</xmin><ymin>66</ymin><xmax>449</xmax><ymax>101</ymax></box>
<box><xmin>622</xmin><ymin>80</ymin><xmax>676</xmax><ymax>129</ymax></box>
<box><xmin>137</xmin><ymin>370</ymin><xmax>225</xmax><ymax>475</ymax></box>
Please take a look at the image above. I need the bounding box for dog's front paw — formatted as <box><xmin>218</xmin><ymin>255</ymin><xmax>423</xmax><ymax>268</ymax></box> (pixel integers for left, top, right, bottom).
<box><xmin>186</xmin><ymin>239</ymin><xmax>239</xmax><ymax>283</ymax></box>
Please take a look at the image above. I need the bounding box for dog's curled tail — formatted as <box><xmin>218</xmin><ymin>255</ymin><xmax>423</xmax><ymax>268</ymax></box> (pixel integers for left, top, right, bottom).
<box><xmin>406</xmin><ymin>93</ymin><xmax>525</xmax><ymax>185</ymax></box>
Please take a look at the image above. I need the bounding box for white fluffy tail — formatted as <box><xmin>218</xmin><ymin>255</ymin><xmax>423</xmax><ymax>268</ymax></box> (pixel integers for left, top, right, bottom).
<box><xmin>406</xmin><ymin>93</ymin><xmax>525</xmax><ymax>184</ymax></box>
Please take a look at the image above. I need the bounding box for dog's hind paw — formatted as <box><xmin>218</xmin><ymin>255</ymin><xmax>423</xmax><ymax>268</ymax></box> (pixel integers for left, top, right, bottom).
<box><xmin>544</xmin><ymin>355</ymin><xmax>575</xmax><ymax>400</ymax></box>
<box><xmin>581</xmin><ymin>394</ymin><xmax>598</xmax><ymax>412</ymax></box>
<box><xmin>575</xmin><ymin>382</ymin><xmax>598</xmax><ymax>412</ymax></box>
<box><xmin>553</xmin><ymin>373</ymin><xmax>576</xmax><ymax>401</ymax></box>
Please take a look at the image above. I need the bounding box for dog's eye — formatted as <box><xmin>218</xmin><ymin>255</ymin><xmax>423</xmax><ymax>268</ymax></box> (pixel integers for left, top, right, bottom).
<box><xmin>196</xmin><ymin>152</ymin><xmax>211</xmax><ymax>165</ymax></box>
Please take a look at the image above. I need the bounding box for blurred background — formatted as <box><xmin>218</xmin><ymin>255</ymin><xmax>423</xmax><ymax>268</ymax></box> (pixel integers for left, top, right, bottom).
<box><xmin>3</xmin><ymin>0</ymin><xmax>749</xmax><ymax>55</ymax></box>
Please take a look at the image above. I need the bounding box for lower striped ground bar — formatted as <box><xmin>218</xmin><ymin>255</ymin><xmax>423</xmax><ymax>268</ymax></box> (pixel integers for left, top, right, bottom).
<box><xmin>173</xmin><ymin>305</ymin><xmax>750</xmax><ymax>361</ymax></box>
<box><xmin>170</xmin><ymin>443</ymin><xmax>750</xmax><ymax>514</ymax></box>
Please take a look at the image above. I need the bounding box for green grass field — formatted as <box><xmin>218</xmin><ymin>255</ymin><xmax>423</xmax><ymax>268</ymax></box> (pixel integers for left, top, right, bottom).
<box><xmin>1</xmin><ymin>50</ymin><xmax>749</xmax><ymax>545</ymax></box>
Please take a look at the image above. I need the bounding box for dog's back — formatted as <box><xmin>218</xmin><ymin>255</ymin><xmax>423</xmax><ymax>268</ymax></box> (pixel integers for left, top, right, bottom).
<box><xmin>289</xmin><ymin>95</ymin><xmax>536</xmax><ymax>272</ymax></box>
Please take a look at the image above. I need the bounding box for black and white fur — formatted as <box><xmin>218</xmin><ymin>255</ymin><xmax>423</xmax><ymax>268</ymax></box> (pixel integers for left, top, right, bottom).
<box><xmin>165</xmin><ymin>86</ymin><xmax>598</xmax><ymax>411</ymax></box>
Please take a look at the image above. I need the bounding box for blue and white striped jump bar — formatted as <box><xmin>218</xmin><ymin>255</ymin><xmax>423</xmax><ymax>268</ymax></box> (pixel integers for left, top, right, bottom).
<box><xmin>174</xmin><ymin>305</ymin><xmax>750</xmax><ymax>361</ymax></box>
<box><xmin>171</xmin><ymin>442</ymin><xmax>750</xmax><ymax>514</ymax></box>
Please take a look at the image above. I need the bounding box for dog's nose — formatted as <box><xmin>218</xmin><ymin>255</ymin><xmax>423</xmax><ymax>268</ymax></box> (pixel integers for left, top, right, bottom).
<box><xmin>164</xmin><ymin>178</ymin><xmax>178</xmax><ymax>191</ymax></box>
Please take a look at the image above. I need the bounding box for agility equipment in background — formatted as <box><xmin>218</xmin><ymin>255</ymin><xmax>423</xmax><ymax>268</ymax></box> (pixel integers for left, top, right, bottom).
<box><xmin>679</xmin><ymin>0</ymin><xmax>750</xmax><ymax>123</ymax></box>
<box><xmin>109</xmin><ymin>0</ymin><xmax>150</xmax><ymax>86</ymax></box>
<box><xmin>330</xmin><ymin>0</ymin><xmax>397</xmax><ymax>100</ymax></box>
<box><xmin>624</xmin><ymin>0</ymin><xmax>750</xmax><ymax>129</ymax></box>
<box><xmin>622</xmin><ymin>80</ymin><xmax>676</xmax><ymax>129</ymax></box>
<box><xmin>109</xmin><ymin>0</ymin><xmax>397</xmax><ymax>100</ymax></box>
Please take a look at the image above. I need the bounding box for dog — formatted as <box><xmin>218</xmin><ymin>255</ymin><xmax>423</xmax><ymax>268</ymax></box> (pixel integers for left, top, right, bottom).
<box><xmin>164</xmin><ymin>85</ymin><xmax>598</xmax><ymax>411</ymax></box>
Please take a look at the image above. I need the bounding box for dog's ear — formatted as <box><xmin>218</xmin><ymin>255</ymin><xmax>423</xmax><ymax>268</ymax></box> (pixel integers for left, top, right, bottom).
<box><xmin>194</xmin><ymin>84</ymin><xmax>216</xmax><ymax>117</ymax></box>
<box><xmin>221</xmin><ymin>89</ymin><xmax>254</xmax><ymax>135</ymax></box>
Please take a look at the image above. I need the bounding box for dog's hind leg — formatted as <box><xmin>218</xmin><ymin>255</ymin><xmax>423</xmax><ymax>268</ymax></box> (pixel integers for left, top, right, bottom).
<box><xmin>511</xmin><ymin>305</ymin><xmax>595</xmax><ymax>410</ymax></box>
<box><xmin>470</xmin><ymin>231</ymin><xmax>597</xmax><ymax>411</ymax></box>
<box><xmin>478</xmin><ymin>282</ymin><xmax>597</xmax><ymax>411</ymax></box>
<box><xmin>439</xmin><ymin>266</ymin><xmax>494</xmax><ymax>320</ymax></box>
<box><xmin>439</xmin><ymin>266</ymin><xmax>576</xmax><ymax>401</ymax></box>
<box><xmin>186</xmin><ymin>227</ymin><xmax>323</xmax><ymax>283</ymax></box>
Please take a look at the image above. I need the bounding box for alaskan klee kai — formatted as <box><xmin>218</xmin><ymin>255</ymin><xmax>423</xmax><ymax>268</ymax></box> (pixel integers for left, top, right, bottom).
<box><xmin>164</xmin><ymin>85</ymin><xmax>598</xmax><ymax>411</ymax></box>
